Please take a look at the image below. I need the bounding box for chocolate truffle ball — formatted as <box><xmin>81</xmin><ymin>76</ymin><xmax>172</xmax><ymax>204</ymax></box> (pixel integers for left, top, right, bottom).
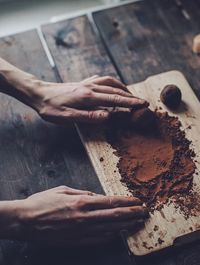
<box><xmin>131</xmin><ymin>108</ymin><xmax>156</xmax><ymax>131</ymax></box>
<box><xmin>160</xmin><ymin>85</ymin><xmax>182</xmax><ymax>109</ymax></box>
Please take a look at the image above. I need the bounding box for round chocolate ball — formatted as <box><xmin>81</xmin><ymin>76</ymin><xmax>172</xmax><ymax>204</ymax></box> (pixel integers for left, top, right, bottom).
<box><xmin>131</xmin><ymin>108</ymin><xmax>156</xmax><ymax>131</ymax></box>
<box><xmin>160</xmin><ymin>85</ymin><xmax>182</xmax><ymax>109</ymax></box>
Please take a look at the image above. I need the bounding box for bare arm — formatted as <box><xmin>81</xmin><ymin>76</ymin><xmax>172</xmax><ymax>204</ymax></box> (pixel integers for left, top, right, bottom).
<box><xmin>0</xmin><ymin>58</ymin><xmax>149</xmax><ymax>243</ymax></box>
<box><xmin>0</xmin><ymin>58</ymin><xmax>42</xmax><ymax>110</ymax></box>
<box><xmin>0</xmin><ymin>186</ymin><xmax>148</xmax><ymax>245</ymax></box>
<box><xmin>0</xmin><ymin>57</ymin><xmax>149</xmax><ymax>123</ymax></box>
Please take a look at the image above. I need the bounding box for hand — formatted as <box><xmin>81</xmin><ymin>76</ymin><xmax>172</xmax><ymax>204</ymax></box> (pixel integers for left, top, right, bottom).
<box><xmin>15</xmin><ymin>186</ymin><xmax>148</xmax><ymax>246</ymax></box>
<box><xmin>0</xmin><ymin>58</ymin><xmax>148</xmax><ymax>123</ymax></box>
<box><xmin>33</xmin><ymin>75</ymin><xmax>149</xmax><ymax>124</ymax></box>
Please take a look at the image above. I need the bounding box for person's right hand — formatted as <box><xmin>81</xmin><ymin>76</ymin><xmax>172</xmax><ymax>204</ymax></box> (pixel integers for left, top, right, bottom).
<box><xmin>14</xmin><ymin>186</ymin><xmax>148</xmax><ymax>246</ymax></box>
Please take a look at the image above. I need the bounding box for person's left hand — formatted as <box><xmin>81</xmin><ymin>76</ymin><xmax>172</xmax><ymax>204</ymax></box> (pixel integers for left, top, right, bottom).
<box><xmin>33</xmin><ymin>75</ymin><xmax>149</xmax><ymax>124</ymax></box>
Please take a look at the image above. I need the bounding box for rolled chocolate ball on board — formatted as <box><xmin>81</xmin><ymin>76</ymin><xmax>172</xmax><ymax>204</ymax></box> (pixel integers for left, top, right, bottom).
<box><xmin>130</xmin><ymin>107</ymin><xmax>156</xmax><ymax>131</ymax></box>
<box><xmin>160</xmin><ymin>85</ymin><xmax>182</xmax><ymax>109</ymax></box>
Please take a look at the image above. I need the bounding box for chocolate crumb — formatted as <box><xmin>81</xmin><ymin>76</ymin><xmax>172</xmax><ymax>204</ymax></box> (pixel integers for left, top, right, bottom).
<box><xmin>142</xmin><ymin>241</ymin><xmax>153</xmax><ymax>250</ymax></box>
<box><xmin>158</xmin><ymin>238</ymin><xmax>164</xmax><ymax>245</ymax></box>
<box><xmin>106</xmin><ymin>111</ymin><xmax>196</xmax><ymax>216</ymax></box>
<box><xmin>148</xmin><ymin>232</ymin><xmax>153</xmax><ymax>238</ymax></box>
<box><xmin>154</xmin><ymin>225</ymin><xmax>159</xmax><ymax>232</ymax></box>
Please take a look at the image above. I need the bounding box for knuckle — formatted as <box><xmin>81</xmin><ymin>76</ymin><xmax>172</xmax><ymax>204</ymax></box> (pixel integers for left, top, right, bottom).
<box><xmin>82</xmin><ymin>89</ymin><xmax>93</xmax><ymax>98</ymax></box>
<box><xmin>84</xmin><ymin>191</ymin><xmax>94</xmax><ymax>196</ymax></box>
<box><xmin>112</xmin><ymin>209</ymin><xmax>121</xmax><ymax>218</ymax></box>
<box><xmin>74</xmin><ymin>196</ymin><xmax>89</xmax><ymax>209</ymax></box>
<box><xmin>64</xmin><ymin>110</ymin><xmax>73</xmax><ymax>118</ymax></box>
<box><xmin>112</xmin><ymin>95</ymin><xmax>121</xmax><ymax>104</ymax></box>
<box><xmin>90</xmin><ymin>84</ymin><xmax>98</xmax><ymax>91</ymax></box>
<box><xmin>88</xmin><ymin>111</ymin><xmax>97</xmax><ymax>120</ymax></box>
<box><xmin>106</xmin><ymin>75</ymin><xmax>114</xmax><ymax>81</ymax></box>
<box><xmin>38</xmin><ymin>106</ymin><xmax>47</xmax><ymax>117</ymax></box>
<box><xmin>58</xmin><ymin>185</ymin><xmax>69</xmax><ymax>191</ymax></box>
<box><xmin>72</xmin><ymin>213</ymin><xmax>85</xmax><ymax>224</ymax></box>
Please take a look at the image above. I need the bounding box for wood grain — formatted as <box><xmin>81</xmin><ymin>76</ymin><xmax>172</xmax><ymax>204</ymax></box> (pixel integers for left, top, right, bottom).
<box><xmin>0</xmin><ymin>30</ymin><xmax>102</xmax><ymax>198</ymax></box>
<box><xmin>42</xmin><ymin>8</ymin><xmax>200</xmax><ymax>264</ymax></box>
<box><xmin>0</xmin><ymin>29</ymin><xmax>131</xmax><ymax>265</ymax></box>
<box><xmin>42</xmin><ymin>16</ymin><xmax>118</xmax><ymax>82</ymax></box>
<box><xmin>93</xmin><ymin>2</ymin><xmax>200</xmax><ymax>261</ymax></box>
<box><xmin>77</xmin><ymin>71</ymin><xmax>200</xmax><ymax>256</ymax></box>
<box><xmin>93</xmin><ymin>0</ymin><xmax>200</xmax><ymax>99</ymax></box>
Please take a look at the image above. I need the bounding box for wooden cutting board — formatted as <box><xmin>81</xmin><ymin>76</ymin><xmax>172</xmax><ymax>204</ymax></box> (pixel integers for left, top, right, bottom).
<box><xmin>76</xmin><ymin>71</ymin><xmax>200</xmax><ymax>256</ymax></box>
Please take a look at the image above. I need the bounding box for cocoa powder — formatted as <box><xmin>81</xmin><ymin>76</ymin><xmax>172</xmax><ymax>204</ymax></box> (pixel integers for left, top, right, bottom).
<box><xmin>106</xmin><ymin>111</ymin><xmax>196</xmax><ymax>214</ymax></box>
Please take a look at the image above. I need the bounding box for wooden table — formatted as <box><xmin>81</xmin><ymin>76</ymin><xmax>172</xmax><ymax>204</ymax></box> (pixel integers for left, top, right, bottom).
<box><xmin>0</xmin><ymin>0</ymin><xmax>200</xmax><ymax>264</ymax></box>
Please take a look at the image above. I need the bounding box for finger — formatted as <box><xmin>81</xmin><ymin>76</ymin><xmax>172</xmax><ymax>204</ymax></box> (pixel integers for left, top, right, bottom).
<box><xmin>41</xmin><ymin>108</ymin><xmax>110</xmax><ymax>124</ymax></box>
<box><xmin>56</xmin><ymin>186</ymin><xmax>97</xmax><ymax>196</ymax></box>
<box><xmin>87</xmin><ymin>206</ymin><xmax>149</xmax><ymax>222</ymax></box>
<box><xmin>92</xmin><ymin>93</ymin><xmax>149</xmax><ymax>108</ymax></box>
<box><xmin>81</xmin><ymin>195</ymin><xmax>142</xmax><ymax>210</ymax></box>
<box><xmin>68</xmin><ymin>109</ymin><xmax>110</xmax><ymax>123</ymax></box>
<box><xmin>92</xmin><ymin>85</ymin><xmax>133</xmax><ymax>97</ymax></box>
<box><xmin>92</xmin><ymin>76</ymin><xmax>128</xmax><ymax>91</ymax></box>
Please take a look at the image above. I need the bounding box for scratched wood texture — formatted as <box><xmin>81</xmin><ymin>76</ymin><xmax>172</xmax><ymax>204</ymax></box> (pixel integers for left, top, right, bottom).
<box><xmin>93</xmin><ymin>0</ymin><xmax>200</xmax><ymax>262</ymax></box>
<box><xmin>75</xmin><ymin>70</ymin><xmax>200</xmax><ymax>256</ymax></box>
<box><xmin>0</xmin><ymin>30</ymin><xmax>132</xmax><ymax>265</ymax></box>
<box><xmin>93</xmin><ymin>0</ymin><xmax>200</xmax><ymax>100</ymax></box>
<box><xmin>42</xmin><ymin>9</ymin><xmax>200</xmax><ymax>265</ymax></box>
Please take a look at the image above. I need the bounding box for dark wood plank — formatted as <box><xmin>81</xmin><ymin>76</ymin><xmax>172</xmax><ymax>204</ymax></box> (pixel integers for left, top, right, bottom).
<box><xmin>93</xmin><ymin>0</ymin><xmax>200</xmax><ymax>100</ymax></box>
<box><xmin>41</xmin><ymin>14</ymin><xmax>174</xmax><ymax>265</ymax></box>
<box><xmin>0</xmin><ymin>28</ymin><xmax>131</xmax><ymax>264</ymax></box>
<box><xmin>0</xmin><ymin>30</ymin><xmax>102</xmax><ymax>196</ymax></box>
<box><xmin>41</xmin><ymin>16</ymin><xmax>134</xmax><ymax>265</ymax></box>
<box><xmin>93</xmin><ymin>1</ymin><xmax>200</xmax><ymax>264</ymax></box>
<box><xmin>42</xmin><ymin>16</ymin><xmax>118</xmax><ymax>82</ymax></box>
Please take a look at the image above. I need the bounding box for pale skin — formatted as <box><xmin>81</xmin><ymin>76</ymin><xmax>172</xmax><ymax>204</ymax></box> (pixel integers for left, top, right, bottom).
<box><xmin>0</xmin><ymin>57</ymin><xmax>149</xmax><ymax>245</ymax></box>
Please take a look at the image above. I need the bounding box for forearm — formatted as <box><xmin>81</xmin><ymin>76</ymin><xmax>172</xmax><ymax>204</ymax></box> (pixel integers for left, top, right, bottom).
<box><xmin>0</xmin><ymin>57</ymin><xmax>42</xmax><ymax>110</ymax></box>
<box><xmin>0</xmin><ymin>200</ymin><xmax>22</xmax><ymax>239</ymax></box>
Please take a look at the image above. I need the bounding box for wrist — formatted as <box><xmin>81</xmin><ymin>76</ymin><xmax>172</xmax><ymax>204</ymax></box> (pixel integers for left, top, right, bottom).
<box><xmin>0</xmin><ymin>71</ymin><xmax>44</xmax><ymax>110</ymax></box>
<box><xmin>0</xmin><ymin>58</ymin><xmax>44</xmax><ymax>111</ymax></box>
<box><xmin>0</xmin><ymin>200</ymin><xmax>25</xmax><ymax>239</ymax></box>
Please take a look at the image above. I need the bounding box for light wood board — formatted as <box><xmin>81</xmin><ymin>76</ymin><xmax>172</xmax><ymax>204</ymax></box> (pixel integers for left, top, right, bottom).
<box><xmin>76</xmin><ymin>71</ymin><xmax>200</xmax><ymax>256</ymax></box>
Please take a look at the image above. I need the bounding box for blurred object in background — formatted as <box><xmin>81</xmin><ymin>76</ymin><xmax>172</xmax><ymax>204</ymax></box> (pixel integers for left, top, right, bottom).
<box><xmin>0</xmin><ymin>0</ymin><xmax>139</xmax><ymax>38</ymax></box>
<box><xmin>0</xmin><ymin>0</ymin><xmax>124</xmax><ymax>37</ymax></box>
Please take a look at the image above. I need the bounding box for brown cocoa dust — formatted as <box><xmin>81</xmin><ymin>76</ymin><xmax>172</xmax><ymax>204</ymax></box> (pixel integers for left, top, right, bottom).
<box><xmin>106</xmin><ymin>110</ymin><xmax>197</xmax><ymax>215</ymax></box>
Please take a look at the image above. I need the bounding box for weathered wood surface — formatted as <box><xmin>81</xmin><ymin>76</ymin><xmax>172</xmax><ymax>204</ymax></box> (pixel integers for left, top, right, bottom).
<box><xmin>0</xmin><ymin>29</ymin><xmax>132</xmax><ymax>265</ymax></box>
<box><xmin>42</xmin><ymin>2</ymin><xmax>200</xmax><ymax>264</ymax></box>
<box><xmin>42</xmin><ymin>16</ymin><xmax>118</xmax><ymax>82</ymax></box>
<box><xmin>93</xmin><ymin>0</ymin><xmax>200</xmax><ymax>100</ymax></box>
<box><xmin>40</xmin><ymin>7</ymin><xmax>199</xmax><ymax>265</ymax></box>
<box><xmin>93</xmin><ymin>0</ymin><xmax>200</xmax><ymax>262</ymax></box>
<box><xmin>76</xmin><ymin>70</ymin><xmax>200</xmax><ymax>255</ymax></box>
